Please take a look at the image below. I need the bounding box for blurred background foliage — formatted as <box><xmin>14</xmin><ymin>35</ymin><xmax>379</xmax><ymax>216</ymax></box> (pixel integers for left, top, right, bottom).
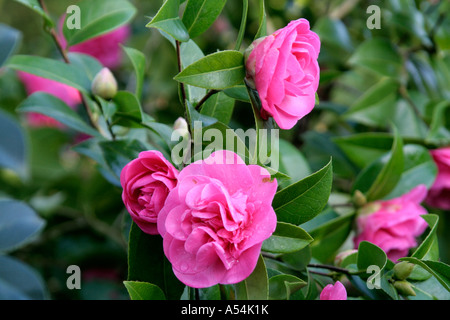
<box><xmin>0</xmin><ymin>0</ymin><xmax>449</xmax><ymax>299</ymax></box>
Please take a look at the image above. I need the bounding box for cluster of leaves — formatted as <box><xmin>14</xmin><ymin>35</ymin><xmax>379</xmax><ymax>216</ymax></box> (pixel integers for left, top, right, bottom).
<box><xmin>0</xmin><ymin>0</ymin><xmax>449</xmax><ymax>300</ymax></box>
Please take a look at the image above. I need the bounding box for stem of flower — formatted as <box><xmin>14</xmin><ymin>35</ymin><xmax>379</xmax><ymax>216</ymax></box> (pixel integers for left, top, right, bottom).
<box><xmin>175</xmin><ymin>40</ymin><xmax>187</xmax><ymax>106</ymax></box>
<box><xmin>234</xmin><ymin>0</ymin><xmax>249</xmax><ymax>51</ymax></box>
<box><xmin>195</xmin><ymin>89</ymin><xmax>219</xmax><ymax>111</ymax></box>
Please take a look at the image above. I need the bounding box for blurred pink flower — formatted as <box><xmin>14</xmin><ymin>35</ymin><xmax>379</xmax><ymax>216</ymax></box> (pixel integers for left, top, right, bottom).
<box><xmin>121</xmin><ymin>150</ymin><xmax>179</xmax><ymax>235</ymax></box>
<box><xmin>59</xmin><ymin>21</ymin><xmax>130</xmax><ymax>69</ymax></box>
<box><xmin>157</xmin><ymin>150</ymin><xmax>278</xmax><ymax>288</ymax></box>
<box><xmin>425</xmin><ymin>148</ymin><xmax>450</xmax><ymax>210</ymax></box>
<box><xmin>17</xmin><ymin>71</ymin><xmax>81</xmax><ymax>127</ymax></box>
<box><xmin>320</xmin><ymin>281</ymin><xmax>347</xmax><ymax>300</ymax></box>
<box><xmin>353</xmin><ymin>185</ymin><xmax>429</xmax><ymax>261</ymax></box>
<box><xmin>245</xmin><ymin>18</ymin><xmax>320</xmax><ymax>130</ymax></box>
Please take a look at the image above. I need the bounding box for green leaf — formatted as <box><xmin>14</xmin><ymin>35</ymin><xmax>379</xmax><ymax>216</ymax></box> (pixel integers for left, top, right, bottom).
<box><xmin>7</xmin><ymin>55</ymin><xmax>91</xmax><ymax>93</ymax></box>
<box><xmin>63</xmin><ymin>0</ymin><xmax>136</xmax><ymax>46</ymax></box>
<box><xmin>384</xmin><ymin>144</ymin><xmax>437</xmax><ymax>199</ymax></box>
<box><xmin>67</xmin><ymin>52</ymin><xmax>104</xmax><ymax>82</ymax></box>
<box><xmin>262</xmin><ymin>222</ymin><xmax>313</xmax><ymax>254</ymax></box>
<box><xmin>123</xmin><ymin>281</ymin><xmax>166</xmax><ymax>300</ymax></box>
<box><xmin>254</xmin><ymin>0</ymin><xmax>267</xmax><ymax>39</ymax></box>
<box><xmin>0</xmin><ymin>200</ymin><xmax>45</xmax><ymax>253</ymax></box>
<box><xmin>353</xmin><ymin>126</ymin><xmax>404</xmax><ymax>201</ymax></box>
<box><xmin>0</xmin><ymin>109</ymin><xmax>28</xmax><ymax>178</ymax></box>
<box><xmin>182</xmin><ymin>0</ymin><xmax>227</xmax><ymax>38</ymax></box>
<box><xmin>146</xmin><ymin>0</ymin><xmax>189</xmax><ymax>42</ymax></box>
<box><xmin>343</xmin><ymin>78</ymin><xmax>399</xmax><ymax>128</ymax></box>
<box><xmin>13</xmin><ymin>0</ymin><xmax>53</xmax><ymax>26</ymax></box>
<box><xmin>200</xmin><ymin>91</ymin><xmax>235</xmax><ymax>125</ymax></box>
<box><xmin>278</xmin><ymin>139</ymin><xmax>312</xmax><ymax>188</ymax></box>
<box><xmin>357</xmin><ymin>241</ymin><xmax>388</xmax><ymax>274</ymax></box>
<box><xmin>122</xmin><ymin>46</ymin><xmax>146</xmax><ymax>99</ymax></box>
<box><xmin>180</xmin><ymin>40</ymin><xmax>207</xmax><ymax>103</ymax></box>
<box><xmin>349</xmin><ymin>38</ymin><xmax>403</xmax><ymax>79</ymax></box>
<box><xmin>334</xmin><ymin>133</ymin><xmax>393</xmax><ymax>169</ymax></box>
<box><xmin>174</xmin><ymin>50</ymin><xmax>245</xmax><ymax>90</ymax></box>
<box><xmin>17</xmin><ymin>92</ymin><xmax>101</xmax><ymax>138</ymax></box>
<box><xmin>0</xmin><ymin>24</ymin><xmax>21</xmax><ymax>68</ymax></box>
<box><xmin>0</xmin><ymin>255</ymin><xmax>48</xmax><ymax>300</ymax></box>
<box><xmin>268</xmin><ymin>274</ymin><xmax>307</xmax><ymax>300</ymax></box>
<box><xmin>273</xmin><ymin>160</ymin><xmax>333</xmax><ymax>225</ymax></box>
<box><xmin>223</xmin><ymin>85</ymin><xmax>250</xmax><ymax>102</ymax></box>
<box><xmin>127</xmin><ymin>223</ymin><xmax>184</xmax><ymax>300</ymax></box>
<box><xmin>426</xmin><ymin>100</ymin><xmax>450</xmax><ymax>143</ymax></box>
<box><xmin>307</xmin><ymin>211</ymin><xmax>355</xmax><ymax>263</ymax></box>
<box><xmin>235</xmin><ymin>255</ymin><xmax>268</xmax><ymax>300</ymax></box>
<box><xmin>400</xmin><ymin>257</ymin><xmax>450</xmax><ymax>293</ymax></box>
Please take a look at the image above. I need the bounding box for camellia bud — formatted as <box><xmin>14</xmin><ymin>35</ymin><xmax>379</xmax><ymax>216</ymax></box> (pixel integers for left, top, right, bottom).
<box><xmin>393</xmin><ymin>261</ymin><xmax>415</xmax><ymax>281</ymax></box>
<box><xmin>91</xmin><ymin>68</ymin><xmax>118</xmax><ymax>100</ymax></box>
<box><xmin>173</xmin><ymin>117</ymin><xmax>189</xmax><ymax>132</ymax></box>
<box><xmin>352</xmin><ymin>190</ymin><xmax>367</xmax><ymax>208</ymax></box>
<box><xmin>393</xmin><ymin>280</ymin><xmax>416</xmax><ymax>297</ymax></box>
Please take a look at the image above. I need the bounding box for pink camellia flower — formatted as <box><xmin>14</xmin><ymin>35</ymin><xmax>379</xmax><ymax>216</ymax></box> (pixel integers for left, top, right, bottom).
<box><xmin>59</xmin><ymin>22</ymin><xmax>130</xmax><ymax>69</ymax></box>
<box><xmin>245</xmin><ymin>18</ymin><xmax>320</xmax><ymax>130</ymax></box>
<box><xmin>17</xmin><ymin>71</ymin><xmax>82</xmax><ymax>127</ymax></box>
<box><xmin>425</xmin><ymin>148</ymin><xmax>450</xmax><ymax>210</ymax></box>
<box><xmin>320</xmin><ymin>281</ymin><xmax>347</xmax><ymax>300</ymax></box>
<box><xmin>120</xmin><ymin>150</ymin><xmax>179</xmax><ymax>235</ymax></box>
<box><xmin>157</xmin><ymin>150</ymin><xmax>278</xmax><ymax>288</ymax></box>
<box><xmin>353</xmin><ymin>185</ymin><xmax>429</xmax><ymax>262</ymax></box>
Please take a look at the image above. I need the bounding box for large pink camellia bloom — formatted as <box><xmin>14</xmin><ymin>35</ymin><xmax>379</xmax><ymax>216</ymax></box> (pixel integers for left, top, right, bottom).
<box><xmin>59</xmin><ymin>23</ymin><xmax>130</xmax><ymax>69</ymax></box>
<box><xmin>17</xmin><ymin>71</ymin><xmax>82</xmax><ymax>127</ymax></box>
<box><xmin>425</xmin><ymin>148</ymin><xmax>450</xmax><ymax>210</ymax></box>
<box><xmin>121</xmin><ymin>150</ymin><xmax>179</xmax><ymax>235</ymax></box>
<box><xmin>353</xmin><ymin>185</ymin><xmax>429</xmax><ymax>262</ymax></box>
<box><xmin>157</xmin><ymin>150</ymin><xmax>278</xmax><ymax>288</ymax></box>
<box><xmin>320</xmin><ymin>281</ymin><xmax>347</xmax><ymax>300</ymax></box>
<box><xmin>245</xmin><ymin>18</ymin><xmax>320</xmax><ymax>130</ymax></box>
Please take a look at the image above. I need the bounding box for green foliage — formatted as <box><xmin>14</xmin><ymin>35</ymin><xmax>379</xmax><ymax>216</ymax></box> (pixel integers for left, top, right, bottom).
<box><xmin>0</xmin><ymin>0</ymin><xmax>449</xmax><ymax>302</ymax></box>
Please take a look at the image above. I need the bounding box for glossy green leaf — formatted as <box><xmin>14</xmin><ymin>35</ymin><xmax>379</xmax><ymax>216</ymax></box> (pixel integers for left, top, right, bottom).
<box><xmin>63</xmin><ymin>0</ymin><xmax>136</xmax><ymax>46</ymax></box>
<box><xmin>0</xmin><ymin>200</ymin><xmax>45</xmax><ymax>253</ymax></box>
<box><xmin>273</xmin><ymin>160</ymin><xmax>333</xmax><ymax>225</ymax></box>
<box><xmin>123</xmin><ymin>281</ymin><xmax>166</xmax><ymax>300</ymax></box>
<box><xmin>235</xmin><ymin>255</ymin><xmax>268</xmax><ymax>300</ymax></box>
<box><xmin>17</xmin><ymin>92</ymin><xmax>101</xmax><ymax>138</ymax></box>
<box><xmin>353</xmin><ymin>126</ymin><xmax>404</xmax><ymax>201</ymax></box>
<box><xmin>7</xmin><ymin>55</ymin><xmax>90</xmax><ymax>93</ymax></box>
<box><xmin>13</xmin><ymin>0</ymin><xmax>53</xmax><ymax>26</ymax></box>
<box><xmin>146</xmin><ymin>0</ymin><xmax>189</xmax><ymax>42</ymax></box>
<box><xmin>262</xmin><ymin>222</ymin><xmax>313</xmax><ymax>254</ymax></box>
<box><xmin>357</xmin><ymin>241</ymin><xmax>388</xmax><ymax>274</ymax></box>
<box><xmin>180</xmin><ymin>40</ymin><xmax>207</xmax><ymax>103</ymax></box>
<box><xmin>334</xmin><ymin>133</ymin><xmax>393</xmax><ymax>168</ymax></box>
<box><xmin>122</xmin><ymin>46</ymin><xmax>146</xmax><ymax>99</ymax></box>
<box><xmin>278</xmin><ymin>139</ymin><xmax>312</xmax><ymax>188</ymax></box>
<box><xmin>127</xmin><ymin>223</ymin><xmax>184</xmax><ymax>300</ymax></box>
<box><xmin>0</xmin><ymin>24</ymin><xmax>21</xmax><ymax>68</ymax></box>
<box><xmin>182</xmin><ymin>0</ymin><xmax>227</xmax><ymax>38</ymax></box>
<box><xmin>349</xmin><ymin>38</ymin><xmax>403</xmax><ymax>79</ymax></box>
<box><xmin>200</xmin><ymin>91</ymin><xmax>235</xmax><ymax>125</ymax></box>
<box><xmin>223</xmin><ymin>85</ymin><xmax>250</xmax><ymax>102</ymax></box>
<box><xmin>174</xmin><ymin>50</ymin><xmax>245</xmax><ymax>90</ymax></box>
<box><xmin>0</xmin><ymin>109</ymin><xmax>27</xmax><ymax>178</ymax></box>
<box><xmin>268</xmin><ymin>274</ymin><xmax>307</xmax><ymax>300</ymax></box>
<box><xmin>344</xmin><ymin>78</ymin><xmax>399</xmax><ymax>128</ymax></box>
<box><xmin>384</xmin><ymin>144</ymin><xmax>437</xmax><ymax>199</ymax></box>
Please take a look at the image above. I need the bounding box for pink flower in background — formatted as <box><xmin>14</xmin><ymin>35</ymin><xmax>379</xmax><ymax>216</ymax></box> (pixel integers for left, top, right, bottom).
<box><xmin>320</xmin><ymin>281</ymin><xmax>347</xmax><ymax>300</ymax></box>
<box><xmin>17</xmin><ymin>71</ymin><xmax>81</xmax><ymax>127</ymax></box>
<box><xmin>353</xmin><ymin>185</ymin><xmax>429</xmax><ymax>261</ymax></box>
<box><xmin>120</xmin><ymin>150</ymin><xmax>178</xmax><ymax>235</ymax></box>
<box><xmin>157</xmin><ymin>150</ymin><xmax>277</xmax><ymax>288</ymax></box>
<box><xmin>425</xmin><ymin>148</ymin><xmax>450</xmax><ymax>210</ymax></box>
<box><xmin>245</xmin><ymin>18</ymin><xmax>320</xmax><ymax>130</ymax></box>
<box><xmin>59</xmin><ymin>22</ymin><xmax>130</xmax><ymax>69</ymax></box>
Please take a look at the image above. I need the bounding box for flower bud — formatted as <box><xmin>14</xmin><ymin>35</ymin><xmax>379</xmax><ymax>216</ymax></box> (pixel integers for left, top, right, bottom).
<box><xmin>352</xmin><ymin>190</ymin><xmax>367</xmax><ymax>208</ymax></box>
<box><xmin>393</xmin><ymin>261</ymin><xmax>415</xmax><ymax>281</ymax></box>
<box><xmin>393</xmin><ymin>280</ymin><xmax>416</xmax><ymax>297</ymax></box>
<box><xmin>91</xmin><ymin>68</ymin><xmax>118</xmax><ymax>100</ymax></box>
<box><xmin>173</xmin><ymin>117</ymin><xmax>188</xmax><ymax>132</ymax></box>
<box><xmin>334</xmin><ymin>249</ymin><xmax>358</xmax><ymax>267</ymax></box>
